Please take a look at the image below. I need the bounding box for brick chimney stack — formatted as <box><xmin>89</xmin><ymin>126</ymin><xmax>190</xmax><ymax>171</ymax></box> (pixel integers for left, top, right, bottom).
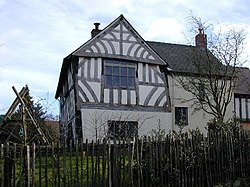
<box><xmin>91</xmin><ymin>23</ymin><xmax>102</xmax><ymax>38</ymax></box>
<box><xmin>195</xmin><ymin>28</ymin><xmax>207</xmax><ymax>48</ymax></box>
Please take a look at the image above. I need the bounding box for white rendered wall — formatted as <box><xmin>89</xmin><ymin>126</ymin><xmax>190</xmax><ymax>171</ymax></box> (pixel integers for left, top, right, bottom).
<box><xmin>168</xmin><ymin>75</ymin><xmax>234</xmax><ymax>134</ymax></box>
<box><xmin>80</xmin><ymin>108</ymin><xmax>172</xmax><ymax>141</ymax></box>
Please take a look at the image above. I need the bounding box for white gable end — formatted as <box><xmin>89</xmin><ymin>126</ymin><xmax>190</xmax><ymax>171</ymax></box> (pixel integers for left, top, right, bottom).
<box><xmin>73</xmin><ymin>15</ymin><xmax>166</xmax><ymax>65</ymax></box>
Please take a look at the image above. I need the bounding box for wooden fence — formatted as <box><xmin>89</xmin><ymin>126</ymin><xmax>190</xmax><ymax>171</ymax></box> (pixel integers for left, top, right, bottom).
<box><xmin>0</xmin><ymin>129</ymin><xmax>250</xmax><ymax>187</ymax></box>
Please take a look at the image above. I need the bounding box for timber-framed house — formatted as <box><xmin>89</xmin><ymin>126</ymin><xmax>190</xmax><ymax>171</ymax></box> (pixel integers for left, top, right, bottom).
<box><xmin>56</xmin><ymin>14</ymin><xmax>248</xmax><ymax>143</ymax></box>
<box><xmin>55</xmin><ymin>15</ymin><xmax>171</xmax><ymax>143</ymax></box>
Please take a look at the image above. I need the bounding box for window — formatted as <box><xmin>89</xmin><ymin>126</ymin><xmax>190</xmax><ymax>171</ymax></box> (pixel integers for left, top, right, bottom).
<box><xmin>175</xmin><ymin>107</ymin><xmax>188</xmax><ymax>127</ymax></box>
<box><xmin>108</xmin><ymin>121</ymin><xmax>138</xmax><ymax>139</ymax></box>
<box><xmin>235</xmin><ymin>95</ymin><xmax>250</xmax><ymax>122</ymax></box>
<box><xmin>198</xmin><ymin>83</ymin><xmax>205</xmax><ymax>101</ymax></box>
<box><xmin>104</xmin><ymin>59</ymin><xmax>136</xmax><ymax>88</ymax></box>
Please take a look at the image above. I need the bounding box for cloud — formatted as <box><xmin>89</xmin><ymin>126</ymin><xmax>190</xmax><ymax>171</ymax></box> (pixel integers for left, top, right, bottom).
<box><xmin>0</xmin><ymin>65</ymin><xmax>59</xmax><ymax>115</ymax></box>
<box><xmin>144</xmin><ymin>17</ymin><xmax>185</xmax><ymax>43</ymax></box>
<box><xmin>0</xmin><ymin>0</ymin><xmax>6</xmax><ymax>7</ymax></box>
<box><xmin>0</xmin><ymin>0</ymin><xmax>250</xmax><ymax>115</ymax></box>
<box><xmin>1</xmin><ymin>66</ymin><xmax>57</xmax><ymax>90</ymax></box>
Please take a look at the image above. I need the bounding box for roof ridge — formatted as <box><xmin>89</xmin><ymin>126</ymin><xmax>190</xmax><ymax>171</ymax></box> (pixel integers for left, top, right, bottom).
<box><xmin>146</xmin><ymin>40</ymin><xmax>195</xmax><ymax>47</ymax></box>
<box><xmin>236</xmin><ymin>66</ymin><xmax>250</xmax><ymax>70</ymax></box>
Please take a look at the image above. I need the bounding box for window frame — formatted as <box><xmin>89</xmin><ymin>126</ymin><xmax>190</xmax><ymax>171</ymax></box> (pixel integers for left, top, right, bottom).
<box><xmin>104</xmin><ymin>59</ymin><xmax>137</xmax><ymax>89</ymax></box>
<box><xmin>175</xmin><ymin>107</ymin><xmax>189</xmax><ymax>127</ymax></box>
<box><xmin>108</xmin><ymin>120</ymin><xmax>138</xmax><ymax>139</ymax></box>
<box><xmin>198</xmin><ymin>83</ymin><xmax>205</xmax><ymax>101</ymax></box>
<box><xmin>234</xmin><ymin>94</ymin><xmax>250</xmax><ymax>122</ymax></box>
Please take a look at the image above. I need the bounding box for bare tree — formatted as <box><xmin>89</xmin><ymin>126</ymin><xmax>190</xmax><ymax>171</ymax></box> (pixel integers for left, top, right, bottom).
<box><xmin>83</xmin><ymin>111</ymin><xmax>107</xmax><ymax>142</ymax></box>
<box><xmin>174</xmin><ymin>14</ymin><xmax>247</xmax><ymax>122</ymax></box>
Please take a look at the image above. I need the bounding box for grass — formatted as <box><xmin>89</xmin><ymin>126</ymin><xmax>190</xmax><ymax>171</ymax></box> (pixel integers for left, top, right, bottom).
<box><xmin>0</xmin><ymin>143</ymin><xmax>136</xmax><ymax>186</ymax></box>
<box><xmin>8</xmin><ymin>153</ymin><xmax>110</xmax><ymax>186</ymax></box>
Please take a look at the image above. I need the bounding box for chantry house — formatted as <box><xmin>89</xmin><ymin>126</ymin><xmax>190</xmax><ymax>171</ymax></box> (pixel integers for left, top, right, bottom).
<box><xmin>55</xmin><ymin>15</ymin><xmax>236</xmax><ymax>143</ymax></box>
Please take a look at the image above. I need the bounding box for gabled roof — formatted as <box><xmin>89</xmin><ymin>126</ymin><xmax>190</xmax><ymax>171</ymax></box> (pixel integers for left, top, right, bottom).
<box><xmin>55</xmin><ymin>15</ymin><xmax>222</xmax><ymax>99</ymax></box>
<box><xmin>148</xmin><ymin>41</ymin><xmax>250</xmax><ymax>96</ymax></box>
<box><xmin>55</xmin><ymin>15</ymin><xmax>168</xmax><ymax>98</ymax></box>
<box><xmin>147</xmin><ymin>41</ymin><xmax>219</xmax><ymax>74</ymax></box>
<box><xmin>147</xmin><ymin>41</ymin><xmax>195</xmax><ymax>73</ymax></box>
<box><xmin>73</xmin><ymin>14</ymin><xmax>166</xmax><ymax>65</ymax></box>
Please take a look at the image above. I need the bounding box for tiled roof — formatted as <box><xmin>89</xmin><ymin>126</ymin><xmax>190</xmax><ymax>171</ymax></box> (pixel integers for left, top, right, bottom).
<box><xmin>147</xmin><ymin>41</ymin><xmax>196</xmax><ymax>73</ymax></box>
<box><xmin>147</xmin><ymin>41</ymin><xmax>250</xmax><ymax>95</ymax></box>
<box><xmin>147</xmin><ymin>41</ymin><xmax>219</xmax><ymax>74</ymax></box>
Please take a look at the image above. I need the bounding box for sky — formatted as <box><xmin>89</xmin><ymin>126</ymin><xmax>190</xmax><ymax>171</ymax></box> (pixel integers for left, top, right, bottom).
<box><xmin>1</xmin><ymin>0</ymin><xmax>250</xmax><ymax>116</ymax></box>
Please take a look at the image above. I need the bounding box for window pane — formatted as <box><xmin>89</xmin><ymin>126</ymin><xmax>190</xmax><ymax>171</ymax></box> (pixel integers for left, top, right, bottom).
<box><xmin>121</xmin><ymin>76</ymin><xmax>127</xmax><ymax>86</ymax></box>
<box><xmin>104</xmin><ymin>59</ymin><xmax>136</xmax><ymax>88</ymax></box>
<box><xmin>175</xmin><ymin>107</ymin><xmax>188</xmax><ymax>126</ymax></box>
<box><xmin>113</xmin><ymin>67</ymin><xmax>119</xmax><ymax>75</ymax></box>
<box><xmin>198</xmin><ymin>83</ymin><xmax>205</xmax><ymax>101</ymax></box>
<box><xmin>120</xmin><ymin>123</ymin><xmax>126</xmax><ymax>137</ymax></box>
<box><xmin>235</xmin><ymin>98</ymin><xmax>240</xmax><ymax>117</ymax></box>
<box><xmin>242</xmin><ymin>98</ymin><xmax>246</xmax><ymax>119</ymax></box>
<box><xmin>128</xmin><ymin>67</ymin><xmax>135</xmax><ymax>76</ymax></box>
<box><xmin>121</xmin><ymin>67</ymin><xmax>127</xmax><ymax>76</ymax></box>
<box><xmin>108</xmin><ymin>121</ymin><xmax>138</xmax><ymax>139</ymax></box>
<box><xmin>248</xmin><ymin>99</ymin><xmax>250</xmax><ymax>119</ymax></box>
<box><xmin>108</xmin><ymin>122</ymin><xmax>116</xmax><ymax>137</ymax></box>
<box><xmin>108</xmin><ymin>121</ymin><xmax>116</xmax><ymax>138</ymax></box>
<box><xmin>113</xmin><ymin>76</ymin><xmax>120</xmax><ymax>86</ymax></box>
<box><xmin>121</xmin><ymin>61</ymin><xmax>133</xmax><ymax>66</ymax></box>
<box><xmin>128</xmin><ymin>77</ymin><xmax>135</xmax><ymax>86</ymax></box>
<box><xmin>107</xmin><ymin>60</ymin><xmax>117</xmax><ymax>65</ymax></box>
<box><xmin>106</xmin><ymin>76</ymin><xmax>112</xmax><ymax>86</ymax></box>
<box><xmin>120</xmin><ymin>61</ymin><xmax>127</xmax><ymax>65</ymax></box>
<box><xmin>105</xmin><ymin>66</ymin><xmax>112</xmax><ymax>75</ymax></box>
<box><xmin>128</xmin><ymin>122</ymin><xmax>138</xmax><ymax>137</ymax></box>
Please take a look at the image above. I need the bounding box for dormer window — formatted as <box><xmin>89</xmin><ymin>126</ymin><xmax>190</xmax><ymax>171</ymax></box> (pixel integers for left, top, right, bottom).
<box><xmin>104</xmin><ymin>59</ymin><xmax>136</xmax><ymax>88</ymax></box>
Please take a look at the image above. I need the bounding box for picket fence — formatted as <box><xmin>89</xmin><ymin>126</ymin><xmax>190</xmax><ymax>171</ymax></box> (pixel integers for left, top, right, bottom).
<box><xmin>0</xmin><ymin>130</ymin><xmax>250</xmax><ymax>187</ymax></box>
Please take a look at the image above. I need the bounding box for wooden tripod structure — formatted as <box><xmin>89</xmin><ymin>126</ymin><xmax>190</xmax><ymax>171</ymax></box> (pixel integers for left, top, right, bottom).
<box><xmin>0</xmin><ymin>86</ymin><xmax>53</xmax><ymax>186</ymax></box>
<box><xmin>0</xmin><ymin>85</ymin><xmax>50</xmax><ymax>146</ymax></box>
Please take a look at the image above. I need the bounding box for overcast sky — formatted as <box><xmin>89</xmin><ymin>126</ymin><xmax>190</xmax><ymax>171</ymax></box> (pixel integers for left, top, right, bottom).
<box><xmin>1</xmin><ymin>0</ymin><xmax>250</xmax><ymax>115</ymax></box>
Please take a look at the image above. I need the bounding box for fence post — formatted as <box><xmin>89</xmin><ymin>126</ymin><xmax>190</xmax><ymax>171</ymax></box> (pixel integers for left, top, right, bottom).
<box><xmin>108</xmin><ymin>139</ymin><xmax>111</xmax><ymax>187</ymax></box>
<box><xmin>32</xmin><ymin>143</ymin><xmax>36</xmax><ymax>187</ymax></box>
<box><xmin>3</xmin><ymin>143</ymin><xmax>9</xmax><ymax>187</ymax></box>
<box><xmin>23</xmin><ymin>145</ymin><xmax>30</xmax><ymax>187</ymax></box>
<box><xmin>12</xmin><ymin>143</ymin><xmax>16</xmax><ymax>187</ymax></box>
<box><xmin>0</xmin><ymin>144</ymin><xmax>4</xmax><ymax>187</ymax></box>
<box><xmin>110</xmin><ymin>140</ymin><xmax>116</xmax><ymax>187</ymax></box>
<box><xmin>52</xmin><ymin>142</ymin><xmax>56</xmax><ymax>187</ymax></box>
<box><xmin>4</xmin><ymin>142</ymin><xmax>13</xmax><ymax>187</ymax></box>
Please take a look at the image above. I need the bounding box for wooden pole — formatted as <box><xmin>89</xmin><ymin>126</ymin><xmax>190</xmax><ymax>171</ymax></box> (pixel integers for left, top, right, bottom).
<box><xmin>1</xmin><ymin>86</ymin><xmax>29</xmax><ymax>126</ymax></box>
<box><xmin>22</xmin><ymin>105</ymin><xmax>27</xmax><ymax>147</ymax></box>
<box><xmin>22</xmin><ymin>105</ymin><xmax>29</xmax><ymax>186</ymax></box>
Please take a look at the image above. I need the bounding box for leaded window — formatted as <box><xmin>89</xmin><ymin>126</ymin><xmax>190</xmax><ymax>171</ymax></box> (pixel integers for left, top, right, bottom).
<box><xmin>104</xmin><ymin>59</ymin><xmax>136</xmax><ymax>88</ymax></box>
<box><xmin>235</xmin><ymin>95</ymin><xmax>250</xmax><ymax>122</ymax></box>
<box><xmin>108</xmin><ymin>120</ymin><xmax>138</xmax><ymax>139</ymax></box>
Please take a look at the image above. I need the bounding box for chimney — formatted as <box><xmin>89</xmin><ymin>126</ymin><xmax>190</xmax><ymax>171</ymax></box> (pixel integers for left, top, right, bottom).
<box><xmin>195</xmin><ymin>28</ymin><xmax>207</xmax><ymax>48</ymax></box>
<box><xmin>91</xmin><ymin>23</ymin><xmax>102</xmax><ymax>38</ymax></box>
